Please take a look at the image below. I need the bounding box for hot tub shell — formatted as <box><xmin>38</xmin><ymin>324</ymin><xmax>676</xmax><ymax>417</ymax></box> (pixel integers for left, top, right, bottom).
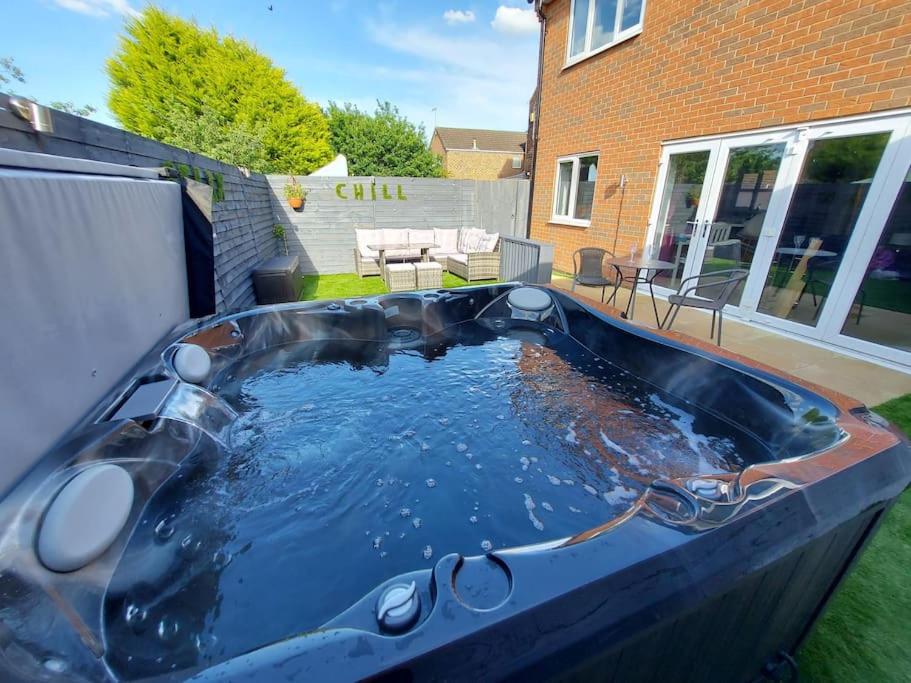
<box><xmin>0</xmin><ymin>283</ymin><xmax>908</xmax><ymax>683</ymax></box>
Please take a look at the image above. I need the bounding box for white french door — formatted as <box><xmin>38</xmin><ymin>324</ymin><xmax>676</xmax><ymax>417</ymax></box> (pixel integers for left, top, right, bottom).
<box><xmin>646</xmin><ymin>110</ymin><xmax>911</xmax><ymax>368</ymax></box>
<box><xmin>643</xmin><ymin>140</ymin><xmax>723</xmax><ymax>292</ymax></box>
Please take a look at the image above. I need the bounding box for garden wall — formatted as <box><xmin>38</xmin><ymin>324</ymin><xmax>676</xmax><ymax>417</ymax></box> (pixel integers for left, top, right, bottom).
<box><xmin>0</xmin><ymin>93</ymin><xmax>275</xmax><ymax>311</ymax></box>
<box><xmin>267</xmin><ymin>175</ymin><xmax>530</xmax><ymax>274</ymax></box>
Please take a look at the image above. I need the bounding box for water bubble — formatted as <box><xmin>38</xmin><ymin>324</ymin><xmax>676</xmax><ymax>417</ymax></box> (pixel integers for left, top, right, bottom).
<box><xmin>562</xmin><ymin>479</ymin><xmax>575</xmax><ymax>486</ymax></box>
<box><xmin>480</xmin><ymin>539</ymin><xmax>493</xmax><ymax>552</ymax></box>
<box><xmin>301</xmin><ymin>403</ymin><xmax>315</xmax><ymax>412</ymax></box>
<box><xmin>399</xmin><ymin>507</ymin><xmax>412</xmax><ymax>518</ymax></box>
<box><xmin>373</xmin><ymin>536</ymin><xmax>383</xmax><ymax>550</ymax></box>
<box><xmin>426</xmin><ymin>478</ymin><xmax>437</xmax><ymax>489</ymax></box>
<box><xmin>438</xmin><ymin>417</ymin><xmax>450</xmax><ymax>426</ymax></box>
<box><xmin>456</xmin><ymin>443</ymin><xmax>468</xmax><ymax>452</ymax></box>
<box><xmin>412</xmin><ymin>518</ymin><xmax>423</xmax><ymax>529</ymax></box>
<box><xmin>475</xmin><ymin>464</ymin><xmax>482</xmax><ymax>470</ymax></box>
<box><xmin>469</xmin><ymin>515</ymin><xmax>478</xmax><ymax>524</ymax></box>
<box><xmin>546</xmin><ymin>475</ymin><xmax>561</xmax><ymax>486</ymax></box>
<box><xmin>496</xmin><ymin>414</ymin><xmax>505</xmax><ymax>420</ymax></box>
<box><xmin>154</xmin><ymin>516</ymin><xmax>176</xmax><ymax>542</ymax></box>
<box><xmin>422</xmin><ymin>545</ymin><xmax>433</xmax><ymax>560</ymax></box>
<box><xmin>583</xmin><ymin>484</ymin><xmax>598</xmax><ymax>496</ymax></box>
<box><xmin>157</xmin><ymin>616</ymin><xmax>180</xmax><ymax>643</ymax></box>
<box><xmin>178</xmin><ymin>534</ymin><xmax>202</xmax><ymax>558</ymax></box>
<box><xmin>421</xmin><ymin>442</ymin><xmax>430</xmax><ymax>451</ymax></box>
<box><xmin>521</xmin><ymin>439</ymin><xmax>531</xmax><ymax>446</ymax></box>
<box><xmin>212</xmin><ymin>549</ymin><xmax>233</xmax><ymax>569</ymax></box>
<box><xmin>43</xmin><ymin>659</ymin><xmax>67</xmax><ymax>674</ymax></box>
<box><xmin>523</xmin><ymin>493</ymin><xmax>545</xmax><ymax>531</ymax></box>
<box><xmin>403</xmin><ymin>429</ymin><xmax>416</xmax><ymax>437</ymax></box>
<box><xmin>125</xmin><ymin>603</ymin><xmax>149</xmax><ymax>634</ymax></box>
<box><xmin>380</xmin><ymin>551</ymin><xmax>388</xmax><ymax>558</ymax></box>
<box><xmin>519</xmin><ymin>456</ymin><xmax>530</xmax><ymax>471</ymax></box>
<box><xmin>376</xmin><ymin>478</ymin><xmax>384</xmax><ymax>487</ymax></box>
<box><xmin>569</xmin><ymin>506</ymin><xmax>582</xmax><ymax>513</ymax></box>
<box><xmin>542</xmin><ymin>502</ymin><xmax>554</xmax><ymax>512</ymax></box>
<box><xmin>194</xmin><ymin>633</ymin><xmax>218</xmax><ymax>653</ymax></box>
<box><xmin>465</xmin><ymin>452</ymin><xmax>474</xmax><ymax>460</ymax></box>
<box><xmin>514</xmin><ymin>476</ymin><xmax>524</xmax><ymax>484</ymax></box>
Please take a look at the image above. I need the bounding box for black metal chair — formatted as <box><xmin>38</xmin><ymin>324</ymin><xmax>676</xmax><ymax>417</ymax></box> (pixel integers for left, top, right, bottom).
<box><xmin>571</xmin><ymin>248</ymin><xmax>621</xmax><ymax>304</ymax></box>
<box><xmin>660</xmin><ymin>269</ymin><xmax>749</xmax><ymax>345</ymax></box>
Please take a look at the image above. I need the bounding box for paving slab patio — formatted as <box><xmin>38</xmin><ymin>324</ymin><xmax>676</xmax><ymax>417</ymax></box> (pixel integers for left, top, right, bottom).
<box><xmin>551</xmin><ymin>275</ymin><xmax>911</xmax><ymax>407</ymax></box>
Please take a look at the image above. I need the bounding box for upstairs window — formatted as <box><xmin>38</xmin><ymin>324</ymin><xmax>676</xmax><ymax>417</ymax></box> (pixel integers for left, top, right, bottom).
<box><xmin>568</xmin><ymin>0</ymin><xmax>645</xmax><ymax>63</ymax></box>
<box><xmin>553</xmin><ymin>154</ymin><xmax>599</xmax><ymax>226</ymax></box>
<box><xmin>512</xmin><ymin>155</ymin><xmax>523</xmax><ymax>169</ymax></box>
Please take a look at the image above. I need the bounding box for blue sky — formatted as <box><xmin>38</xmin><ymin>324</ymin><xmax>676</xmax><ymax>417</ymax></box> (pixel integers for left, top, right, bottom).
<box><xmin>4</xmin><ymin>0</ymin><xmax>539</xmax><ymax>136</ymax></box>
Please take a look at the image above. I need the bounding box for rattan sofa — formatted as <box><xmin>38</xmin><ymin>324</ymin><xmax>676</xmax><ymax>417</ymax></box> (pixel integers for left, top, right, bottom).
<box><xmin>354</xmin><ymin>228</ymin><xmax>500</xmax><ymax>281</ymax></box>
<box><xmin>446</xmin><ymin>246</ymin><xmax>501</xmax><ymax>282</ymax></box>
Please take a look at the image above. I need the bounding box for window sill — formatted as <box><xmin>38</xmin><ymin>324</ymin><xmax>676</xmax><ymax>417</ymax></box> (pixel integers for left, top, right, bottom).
<box><xmin>563</xmin><ymin>28</ymin><xmax>642</xmax><ymax>70</ymax></box>
<box><xmin>549</xmin><ymin>217</ymin><xmax>591</xmax><ymax>228</ymax></box>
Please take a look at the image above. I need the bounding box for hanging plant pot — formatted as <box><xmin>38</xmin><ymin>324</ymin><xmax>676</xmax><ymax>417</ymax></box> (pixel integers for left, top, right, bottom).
<box><xmin>283</xmin><ymin>176</ymin><xmax>307</xmax><ymax>211</ymax></box>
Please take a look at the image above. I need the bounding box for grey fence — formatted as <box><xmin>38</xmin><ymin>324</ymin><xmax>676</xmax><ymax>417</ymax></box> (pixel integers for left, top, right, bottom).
<box><xmin>0</xmin><ymin>94</ymin><xmax>538</xmax><ymax>306</ymax></box>
<box><xmin>0</xmin><ymin>93</ymin><xmax>276</xmax><ymax>311</ymax></box>
<box><xmin>268</xmin><ymin>175</ymin><xmax>530</xmax><ymax>274</ymax></box>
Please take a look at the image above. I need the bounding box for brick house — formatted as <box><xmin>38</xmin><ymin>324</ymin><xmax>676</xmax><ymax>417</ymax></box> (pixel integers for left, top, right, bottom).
<box><xmin>528</xmin><ymin>0</ymin><xmax>911</xmax><ymax>368</ymax></box>
<box><xmin>430</xmin><ymin>127</ymin><xmax>527</xmax><ymax>180</ymax></box>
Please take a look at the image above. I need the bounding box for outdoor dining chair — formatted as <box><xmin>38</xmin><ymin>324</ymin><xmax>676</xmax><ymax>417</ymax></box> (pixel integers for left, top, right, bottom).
<box><xmin>660</xmin><ymin>269</ymin><xmax>749</xmax><ymax>345</ymax></box>
<box><xmin>571</xmin><ymin>248</ymin><xmax>621</xmax><ymax>304</ymax></box>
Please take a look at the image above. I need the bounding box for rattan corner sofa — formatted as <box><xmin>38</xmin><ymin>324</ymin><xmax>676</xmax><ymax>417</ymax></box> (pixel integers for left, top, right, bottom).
<box><xmin>354</xmin><ymin>228</ymin><xmax>500</xmax><ymax>282</ymax></box>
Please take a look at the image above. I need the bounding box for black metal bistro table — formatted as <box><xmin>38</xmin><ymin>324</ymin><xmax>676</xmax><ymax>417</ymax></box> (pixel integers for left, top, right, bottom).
<box><xmin>603</xmin><ymin>255</ymin><xmax>676</xmax><ymax>325</ymax></box>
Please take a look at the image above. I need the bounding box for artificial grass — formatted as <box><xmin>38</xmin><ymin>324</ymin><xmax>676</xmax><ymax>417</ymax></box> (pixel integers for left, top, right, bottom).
<box><xmin>298</xmin><ymin>272</ymin><xmax>499</xmax><ymax>301</ymax></box>
<box><xmin>799</xmin><ymin>393</ymin><xmax>911</xmax><ymax>682</ymax></box>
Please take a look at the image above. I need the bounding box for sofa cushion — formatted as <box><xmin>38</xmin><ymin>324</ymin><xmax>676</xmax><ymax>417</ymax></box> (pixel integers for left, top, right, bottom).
<box><xmin>430</xmin><ymin>252</ymin><xmax>459</xmax><ymax>263</ymax></box>
<box><xmin>434</xmin><ymin>228</ymin><xmax>459</xmax><ymax>253</ymax></box>
<box><xmin>479</xmin><ymin>232</ymin><xmax>499</xmax><ymax>253</ymax></box>
<box><xmin>448</xmin><ymin>253</ymin><xmax>469</xmax><ymax>265</ymax></box>
<box><xmin>462</xmin><ymin>228</ymin><xmax>487</xmax><ymax>253</ymax></box>
<box><xmin>356</xmin><ymin>229</ymin><xmax>379</xmax><ymax>258</ymax></box>
<box><xmin>408</xmin><ymin>229</ymin><xmax>433</xmax><ymax>246</ymax></box>
<box><xmin>457</xmin><ymin>228</ymin><xmax>472</xmax><ymax>253</ymax></box>
<box><xmin>380</xmin><ymin>228</ymin><xmax>409</xmax><ymax>246</ymax></box>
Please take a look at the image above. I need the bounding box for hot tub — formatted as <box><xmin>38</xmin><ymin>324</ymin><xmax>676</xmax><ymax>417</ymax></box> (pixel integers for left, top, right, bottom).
<box><xmin>0</xmin><ymin>284</ymin><xmax>908</xmax><ymax>682</ymax></box>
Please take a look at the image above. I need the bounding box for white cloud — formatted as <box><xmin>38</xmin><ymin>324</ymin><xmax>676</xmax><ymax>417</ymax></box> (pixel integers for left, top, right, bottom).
<box><xmin>52</xmin><ymin>0</ymin><xmax>140</xmax><ymax>19</ymax></box>
<box><xmin>363</xmin><ymin>20</ymin><xmax>537</xmax><ymax>132</ymax></box>
<box><xmin>443</xmin><ymin>9</ymin><xmax>476</xmax><ymax>25</ymax></box>
<box><xmin>491</xmin><ymin>6</ymin><xmax>538</xmax><ymax>34</ymax></box>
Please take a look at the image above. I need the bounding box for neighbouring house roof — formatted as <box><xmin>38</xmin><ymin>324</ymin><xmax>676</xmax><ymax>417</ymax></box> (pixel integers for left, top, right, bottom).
<box><xmin>433</xmin><ymin>127</ymin><xmax>527</xmax><ymax>154</ymax></box>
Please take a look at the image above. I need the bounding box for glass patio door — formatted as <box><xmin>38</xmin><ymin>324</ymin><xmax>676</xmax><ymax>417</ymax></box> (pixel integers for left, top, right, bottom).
<box><xmin>749</xmin><ymin>117</ymin><xmax>907</xmax><ymax>341</ymax></box>
<box><xmin>821</xmin><ymin>118</ymin><xmax>911</xmax><ymax>365</ymax></box>
<box><xmin>683</xmin><ymin>133</ymin><xmax>793</xmax><ymax>309</ymax></box>
<box><xmin>645</xmin><ymin>141</ymin><xmax>721</xmax><ymax>290</ymax></box>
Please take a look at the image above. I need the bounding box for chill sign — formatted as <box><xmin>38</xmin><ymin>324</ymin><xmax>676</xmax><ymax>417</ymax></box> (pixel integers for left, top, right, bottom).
<box><xmin>335</xmin><ymin>182</ymin><xmax>407</xmax><ymax>201</ymax></box>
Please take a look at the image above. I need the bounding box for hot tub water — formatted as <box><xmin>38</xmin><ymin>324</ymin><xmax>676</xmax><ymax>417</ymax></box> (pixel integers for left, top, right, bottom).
<box><xmin>103</xmin><ymin>321</ymin><xmax>764</xmax><ymax>677</ymax></box>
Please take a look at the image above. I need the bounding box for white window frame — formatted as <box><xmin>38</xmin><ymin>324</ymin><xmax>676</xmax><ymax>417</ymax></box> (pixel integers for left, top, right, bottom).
<box><xmin>551</xmin><ymin>152</ymin><xmax>599</xmax><ymax>227</ymax></box>
<box><xmin>512</xmin><ymin>155</ymin><xmax>523</xmax><ymax>169</ymax></box>
<box><xmin>565</xmin><ymin>0</ymin><xmax>646</xmax><ymax>68</ymax></box>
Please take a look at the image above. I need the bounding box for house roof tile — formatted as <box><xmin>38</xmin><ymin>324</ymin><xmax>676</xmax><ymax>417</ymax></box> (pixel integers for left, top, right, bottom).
<box><xmin>433</xmin><ymin>127</ymin><xmax>526</xmax><ymax>153</ymax></box>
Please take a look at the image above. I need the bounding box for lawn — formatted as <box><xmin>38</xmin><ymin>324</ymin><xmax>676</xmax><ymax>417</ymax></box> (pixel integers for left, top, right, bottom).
<box><xmin>799</xmin><ymin>393</ymin><xmax>911</xmax><ymax>682</ymax></box>
<box><xmin>297</xmin><ymin>272</ymin><xmax>499</xmax><ymax>301</ymax></box>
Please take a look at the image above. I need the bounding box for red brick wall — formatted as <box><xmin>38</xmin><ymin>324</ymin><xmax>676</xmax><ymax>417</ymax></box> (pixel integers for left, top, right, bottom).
<box><xmin>531</xmin><ymin>0</ymin><xmax>911</xmax><ymax>273</ymax></box>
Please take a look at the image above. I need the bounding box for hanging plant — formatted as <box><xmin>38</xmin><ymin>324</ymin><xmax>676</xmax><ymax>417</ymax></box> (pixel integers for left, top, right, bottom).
<box><xmin>284</xmin><ymin>176</ymin><xmax>307</xmax><ymax>210</ymax></box>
